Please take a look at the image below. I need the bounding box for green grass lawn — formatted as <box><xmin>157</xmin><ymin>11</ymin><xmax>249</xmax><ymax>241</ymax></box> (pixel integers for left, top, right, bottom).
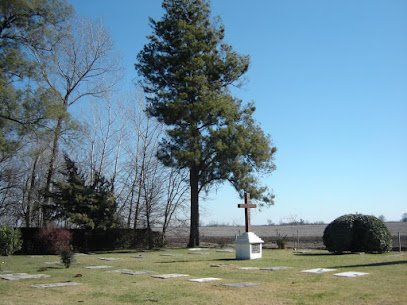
<box><xmin>1</xmin><ymin>248</ymin><xmax>406</xmax><ymax>305</ymax></box>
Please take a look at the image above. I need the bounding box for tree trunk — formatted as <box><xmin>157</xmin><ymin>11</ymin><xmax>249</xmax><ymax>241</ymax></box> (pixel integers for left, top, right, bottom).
<box><xmin>188</xmin><ymin>167</ymin><xmax>199</xmax><ymax>247</ymax></box>
<box><xmin>43</xmin><ymin>116</ymin><xmax>63</xmax><ymax>226</ymax></box>
<box><xmin>25</xmin><ymin>153</ymin><xmax>41</xmax><ymax>227</ymax></box>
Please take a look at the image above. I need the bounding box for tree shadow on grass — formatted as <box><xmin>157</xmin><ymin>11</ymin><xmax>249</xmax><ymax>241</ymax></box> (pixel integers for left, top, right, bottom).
<box><xmin>330</xmin><ymin>260</ymin><xmax>407</xmax><ymax>269</ymax></box>
<box><xmin>294</xmin><ymin>253</ymin><xmax>334</xmax><ymax>256</ymax></box>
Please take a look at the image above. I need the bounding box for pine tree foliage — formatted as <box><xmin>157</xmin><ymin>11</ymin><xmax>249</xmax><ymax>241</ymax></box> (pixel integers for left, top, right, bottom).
<box><xmin>136</xmin><ymin>0</ymin><xmax>276</xmax><ymax>246</ymax></box>
<box><xmin>48</xmin><ymin>155</ymin><xmax>118</xmax><ymax>230</ymax></box>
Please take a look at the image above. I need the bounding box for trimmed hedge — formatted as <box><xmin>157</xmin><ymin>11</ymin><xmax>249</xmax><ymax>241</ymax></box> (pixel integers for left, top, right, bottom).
<box><xmin>323</xmin><ymin>214</ymin><xmax>392</xmax><ymax>253</ymax></box>
<box><xmin>19</xmin><ymin>228</ymin><xmax>163</xmax><ymax>254</ymax></box>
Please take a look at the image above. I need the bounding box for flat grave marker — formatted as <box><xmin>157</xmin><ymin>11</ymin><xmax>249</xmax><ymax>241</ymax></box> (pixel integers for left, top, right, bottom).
<box><xmin>85</xmin><ymin>265</ymin><xmax>112</xmax><ymax>270</ymax></box>
<box><xmin>302</xmin><ymin>268</ymin><xmax>337</xmax><ymax>274</ymax></box>
<box><xmin>122</xmin><ymin>271</ymin><xmax>155</xmax><ymax>275</ymax></box>
<box><xmin>99</xmin><ymin>258</ymin><xmax>121</xmax><ymax>261</ymax></box>
<box><xmin>260</xmin><ymin>267</ymin><xmax>292</xmax><ymax>271</ymax></box>
<box><xmin>334</xmin><ymin>271</ymin><xmax>369</xmax><ymax>278</ymax></box>
<box><xmin>151</xmin><ymin>274</ymin><xmax>189</xmax><ymax>279</ymax></box>
<box><xmin>31</xmin><ymin>282</ymin><xmax>81</xmax><ymax>288</ymax></box>
<box><xmin>1</xmin><ymin>273</ymin><xmax>50</xmax><ymax>281</ymax></box>
<box><xmin>189</xmin><ymin>278</ymin><xmax>221</xmax><ymax>282</ymax></box>
<box><xmin>45</xmin><ymin>261</ymin><xmax>64</xmax><ymax>266</ymax></box>
<box><xmin>223</xmin><ymin>282</ymin><xmax>261</xmax><ymax>288</ymax></box>
<box><xmin>236</xmin><ymin>267</ymin><xmax>259</xmax><ymax>270</ymax></box>
<box><xmin>211</xmin><ymin>264</ymin><xmax>231</xmax><ymax>268</ymax></box>
<box><xmin>106</xmin><ymin>269</ymin><xmax>134</xmax><ymax>273</ymax></box>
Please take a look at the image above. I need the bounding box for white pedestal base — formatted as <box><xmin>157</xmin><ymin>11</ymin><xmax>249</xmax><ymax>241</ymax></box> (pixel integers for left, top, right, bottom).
<box><xmin>234</xmin><ymin>232</ymin><xmax>264</xmax><ymax>260</ymax></box>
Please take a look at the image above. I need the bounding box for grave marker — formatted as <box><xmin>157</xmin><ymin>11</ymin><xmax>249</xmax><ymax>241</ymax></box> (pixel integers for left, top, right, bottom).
<box><xmin>261</xmin><ymin>267</ymin><xmax>292</xmax><ymax>271</ymax></box>
<box><xmin>234</xmin><ymin>192</ymin><xmax>264</xmax><ymax>260</ymax></box>
<box><xmin>31</xmin><ymin>282</ymin><xmax>81</xmax><ymax>288</ymax></box>
<box><xmin>302</xmin><ymin>268</ymin><xmax>336</xmax><ymax>274</ymax></box>
<box><xmin>189</xmin><ymin>278</ymin><xmax>221</xmax><ymax>282</ymax></box>
<box><xmin>1</xmin><ymin>273</ymin><xmax>50</xmax><ymax>281</ymax></box>
<box><xmin>223</xmin><ymin>282</ymin><xmax>261</xmax><ymax>288</ymax></box>
<box><xmin>151</xmin><ymin>274</ymin><xmax>189</xmax><ymax>279</ymax></box>
<box><xmin>333</xmin><ymin>271</ymin><xmax>369</xmax><ymax>278</ymax></box>
<box><xmin>85</xmin><ymin>265</ymin><xmax>112</xmax><ymax>269</ymax></box>
<box><xmin>238</xmin><ymin>193</ymin><xmax>257</xmax><ymax>233</ymax></box>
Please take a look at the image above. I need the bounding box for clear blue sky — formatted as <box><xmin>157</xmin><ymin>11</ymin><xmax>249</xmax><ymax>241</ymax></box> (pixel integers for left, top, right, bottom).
<box><xmin>69</xmin><ymin>0</ymin><xmax>407</xmax><ymax>224</ymax></box>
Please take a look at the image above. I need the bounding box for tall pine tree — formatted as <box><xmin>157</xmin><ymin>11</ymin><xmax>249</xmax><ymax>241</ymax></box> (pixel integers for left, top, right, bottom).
<box><xmin>136</xmin><ymin>0</ymin><xmax>276</xmax><ymax>246</ymax></box>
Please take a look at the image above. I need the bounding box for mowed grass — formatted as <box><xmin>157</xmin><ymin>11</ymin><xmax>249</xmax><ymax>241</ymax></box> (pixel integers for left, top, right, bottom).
<box><xmin>0</xmin><ymin>248</ymin><xmax>406</xmax><ymax>305</ymax></box>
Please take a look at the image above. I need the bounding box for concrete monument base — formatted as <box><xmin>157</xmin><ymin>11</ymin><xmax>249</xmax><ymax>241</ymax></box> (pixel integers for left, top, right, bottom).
<box><xmin>234</xmin><ymin>232</ymin><xmax>264</xmax><ymax>260</ymax></box>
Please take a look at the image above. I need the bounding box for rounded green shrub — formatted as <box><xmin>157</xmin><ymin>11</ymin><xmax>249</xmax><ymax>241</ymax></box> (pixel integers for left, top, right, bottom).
<box><xmin>323</xmin><ymin>214</ymin><xmax>392</xmax><ymax>253</ymax></box>
<box><xmin>0</xmin><ymin>225</ymin><xmax>23</xmax><ymax>256</ymax></box>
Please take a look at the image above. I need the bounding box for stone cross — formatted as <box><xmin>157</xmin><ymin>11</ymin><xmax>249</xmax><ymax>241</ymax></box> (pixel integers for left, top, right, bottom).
<box><xmin>238</xmin><ymin>192</ymin><xmax>257</xmax><ymax>232</ymax></box>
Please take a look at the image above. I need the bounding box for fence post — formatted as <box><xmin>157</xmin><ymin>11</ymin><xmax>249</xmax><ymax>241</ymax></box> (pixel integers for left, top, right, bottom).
<box><xmin>297</xmin><ymin>230</ymin><xmax>299</xmax><ymax>249</ymax></box>
<box><xmin>398</xmin><ymin>232</ymin><xmax>401</xmax><ymax>252</ymax></box>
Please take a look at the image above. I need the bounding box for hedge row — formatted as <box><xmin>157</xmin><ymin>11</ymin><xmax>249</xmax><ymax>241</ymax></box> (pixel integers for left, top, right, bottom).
<box><xmin>19</xmin><ymin>228</ymin><xmax>163</xmax><ymax>254</ymax></box>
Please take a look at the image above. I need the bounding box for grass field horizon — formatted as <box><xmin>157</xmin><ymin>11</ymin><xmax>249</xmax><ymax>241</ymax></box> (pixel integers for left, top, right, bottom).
<box><xmin>161</xmin><ymin>222</ymin><xmax>407</xmax><ymax>250</ymax></box>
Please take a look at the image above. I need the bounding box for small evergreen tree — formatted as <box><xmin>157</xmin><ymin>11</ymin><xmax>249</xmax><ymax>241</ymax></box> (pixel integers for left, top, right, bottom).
<box><xmin>47</xmin><ymin>155</ymin><xmax>118</xmax><ymax>230</ymax></box>
<box><xmin>0</xmin><ymin>225</ymin><xmax>22</xmax><ymax>256</ymax></box>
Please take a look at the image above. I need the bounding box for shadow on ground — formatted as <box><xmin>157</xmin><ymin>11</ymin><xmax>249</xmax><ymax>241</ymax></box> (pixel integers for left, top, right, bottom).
<box><xmin>330</xmin><ymin>260</ymin><xmax>407</xmax><ymax>269</ymax></box>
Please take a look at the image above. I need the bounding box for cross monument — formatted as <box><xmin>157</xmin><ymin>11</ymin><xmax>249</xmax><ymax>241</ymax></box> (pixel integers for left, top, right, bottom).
<box><xmin>238</xmin><ymin>192</ymin><xmax>257</xmax><ymax>232</ymax></box>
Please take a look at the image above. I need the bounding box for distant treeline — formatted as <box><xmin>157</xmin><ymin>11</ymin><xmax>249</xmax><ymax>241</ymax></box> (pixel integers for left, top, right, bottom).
<box><xmin>205</xmin><ymin>220</ymin><xmax>326</xmax><ymax>227</ymax></box>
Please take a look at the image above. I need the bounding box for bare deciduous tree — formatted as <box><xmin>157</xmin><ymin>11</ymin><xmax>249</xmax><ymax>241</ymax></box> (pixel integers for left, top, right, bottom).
<box><xmin>34</xmin><ymin>17</ymin><xmax>121</xmax><ymax>224</ymax></box>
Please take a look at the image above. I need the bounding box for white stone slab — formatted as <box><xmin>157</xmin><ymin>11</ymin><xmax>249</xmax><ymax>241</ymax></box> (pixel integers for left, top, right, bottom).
<box><xmin>189</xmin><ymin>278</ymin><xmax>221</xmax><ymax>282</ymax></box>
<box><xmin>122</xmin><ymin>271</ymin><xmax>155</xmax><ymax>275</ymax></box>
<box><xmin>106</xmin><ymin>269</ymin><xmax>134</xmax><ymax>273</ymax></box>
<box><xmin>31</xmin><ymin>282</ymin><xmax>81</xmax><ymax>288</ymax></box>
<box><xmin>45</xmin><ymin>261</ymin><xmax>64</xmax><ymax>266</ymax></box>
<box><xmin>211</xmin><ymin>264</ymin><xmax>231</xmax><ymax>268</ymax></box>
<box><xmin>151</xmin><ymin>274</ymin><xmax>189</xmax><ymax>279</ymax></box>
<box><xmin>188</xmin><ymin>248</ymin><xmax>205</xmax><ymax>251</ymax></box>
<box><xmin>188</xmin><ymin>252</ymin><xmax>210</xmax><ymax>255</ymax></box>
<box><xmin>99</xmin><ymin>258</ymin><xmax>121</xmax><ymax>261</ymax></box>
<box><xmin>260</xmin><ymin>267</ymin><xmax>292</xmax><ymax>271</ymax></box>
<box><xmin>85</xmin><ymin>265</ymin><xmax>112</xmax><ymax>269</ymax></box>
<box><xmin>1</xmin><ymin>273</ymin><xmax>50</xmax><ymax>281</ymax></box>
<box><xmin>334</xmin><ymin>271</ymin><xmax>369</xmax><ymax>277</ymax></box>
<box><xmin>223</xmin><ymin>282</ymin><xmax>261</xmax><ymax>288</ymax></box>
<box><xmin>237</xmin><ymin>267</ymin><xmax>259</xmax><ymax>270</ymax></box>
<box><xmin>302</xmin><ymin>268</ymin><xmax>337</xmax><ymax>274</ymax></box>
